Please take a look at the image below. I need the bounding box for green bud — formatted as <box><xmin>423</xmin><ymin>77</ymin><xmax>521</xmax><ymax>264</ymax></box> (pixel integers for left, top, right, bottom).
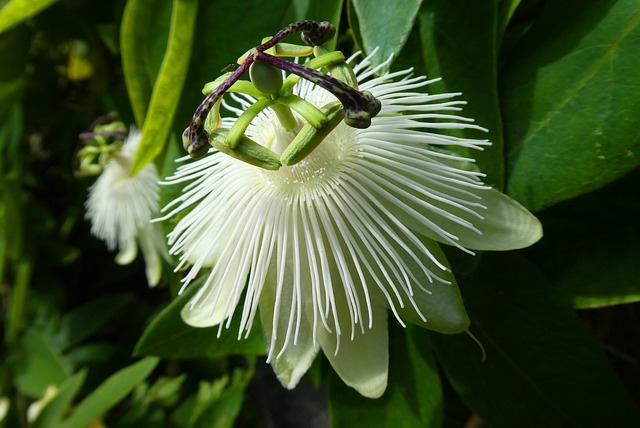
<box><xmin>344</xmin><ymin>113</ymin><xmax>372</xmax><ymax>129</ymax></box>
<box><xmin>202</xmin><ymin>72</ymin><xmax>232</xmax><ymax>95</ymax></box>
<box><xmin>249</xmin><ymin>60</ymin><xmax>283</xmax><ymax>95</ymax></box>
<box><xmin>280</xmin><ymin>101</ymin><xmax>344</xmax><ymax>166</ymax></box>
<box><xmin>183</xmin><ymin>127</ymin><xmax>210</xmax><ymax>160</ymax></box>
<box><xmin>189</xmin><ymin>140</ymin><xmax>211</xmax><ymax>160</ymax></box>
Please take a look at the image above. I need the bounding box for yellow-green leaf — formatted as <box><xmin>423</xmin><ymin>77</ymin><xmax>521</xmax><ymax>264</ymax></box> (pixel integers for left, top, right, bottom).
<box><xmin>130</xmin><ymin>0</ymin><xmax>198</xmax><ymax>176</ymax></box>
<box><xmin>120</xmin><ymin>0</ymin><xmax>156</xmax><ymax>127</ymax></box>
<box><xmin>59</xmin><ymin>358</ymin><xmax>158</xmax><ymax>428</ymax></box>
<box><xmin>0</xmin><ymin>0</ymin><xmax>60</xmax><ymax>35</ymax></box>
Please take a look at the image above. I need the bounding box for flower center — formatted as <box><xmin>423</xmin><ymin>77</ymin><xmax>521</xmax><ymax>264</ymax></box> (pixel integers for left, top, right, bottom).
<box><xmin>255</xmin><ymin>120</ymin><xmax>356</xmax><ymax>196</ymax></box>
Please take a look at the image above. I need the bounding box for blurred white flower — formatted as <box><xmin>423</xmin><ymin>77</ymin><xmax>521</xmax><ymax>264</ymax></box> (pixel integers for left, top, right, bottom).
<box><xmin>26</xmin><ymin>385</ymin><xmax>57</xmax><ymax>423</ymax></box>
<box><xmin>161</xmin><ymin>52</ymin><xmax>542</xmax><ymax>398</ymax></box>
<box><xmin>0</xmin><ymin>396</ymin><xmax>8</xmax><ymax>423</ymax></box>
<box><xmin>85</xmin><ymin>128</ymin><xmax>169</xmax><ymax>286</ymax></box>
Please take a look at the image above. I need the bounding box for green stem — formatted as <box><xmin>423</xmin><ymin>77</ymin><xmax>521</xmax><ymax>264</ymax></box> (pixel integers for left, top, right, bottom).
<box><xmin>7</xmin><ymin>258</ymin><xmax>32</xmax><ymax>344</ymax></box>
<box><xmin>275</xmin><ymin>94</ymin><xmax>326</xmax><ymax>128</ymax></box>
<box><xmin>270</xmin><ymin>103</ymin><xmax>298</xmax><ymax>132</ymax></box>
<box><xmin>226</xmin><ymin>98</ymin><xmax>272</xmax><ymax>148</ymax></box>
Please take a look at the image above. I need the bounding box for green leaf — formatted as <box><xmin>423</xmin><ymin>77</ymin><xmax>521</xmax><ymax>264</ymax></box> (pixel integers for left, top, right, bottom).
<box><xmin>503</xmin><ymin>0</ymin><xmax>640</xmax><ymax>211</ymax></box>
<box><xmin>53</xmin><ymin>293</ymin><xmax>134</xmax><ymax>351</ymax></box>
<box><xmin>130</xmin><ymin>0</ymin><xmax>198</xmax><ymax>175</ymax></box>
<box><xmin>134</xmin><ymin>282</ymin><xmax>265</xmax><ymax>359</ymax></box>
<box><xmin>430</xmin><ymin>253</ymin><xmax>640</xmax><ymax>428</ymax></box>
<box><xmin>31</xmin><ymin>371</ymin><xmax>86</xmax><ymax>428</ymax></box>
<box><xmin>59</xmin><ymin>357</ymin><xmax>159</xmax><ymax>428</ymax></box>
<box><xmin>120</xmin><ymin>0</ymin><xmax>157</xmax><ymax>127</ymax></box>
<box><xmin>418</xmin><ymin>0</ymin><xmax>504</xmax><ymax>188</ymax></box>
<box><xmin>548</xmin><ymin>232</ymin><xmax>640</xmax><ymax>309</ymax></box>
<box><xmin>172</xmin><ymin>372</ymin><xmax>249</xmax><ymax>428</ymax></box>
<box><xmin>189</xmin><ymin>383</ymin><xmax>244</xmax><ymax>428</ymax></box>
<box><xmin>0</xmin><ymin>0</ymin><xmax>60</xmax><ymax>35</ymax></box>
<box><xmin>0</xmin><ymin>25</ymin><xmax>29</xmax><ymax>117</ymax></box>
<box><xmin>0</xmin><ymin>102</ymin><xmax>23</xmax><ymax>164</ymax></box>
<box><xmin>328</xmin><ymin>324</ymin><xmax>443</xmax><ymax>428</ymax></box>
<box><xmin>529</xmin><ymin>170</ymin><xmax>640</xmax><ymax>309</ymax></box>
<box><xmin>351</xmin><ymin>0</ymin><xmax>423</xmax><ymax>72</ymax></box>
<box><xmin>497</xmin><ymin>0</ymin><xmax>520</xmax><ymax>38</ymax></box>
<box><xmin>10</xmin><ymin>329</ymin><xmax>69</xmax><ymax>398</ymax></box>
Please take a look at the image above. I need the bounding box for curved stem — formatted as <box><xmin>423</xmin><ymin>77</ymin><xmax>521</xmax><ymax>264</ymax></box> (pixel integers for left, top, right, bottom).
<box><xmin>258</xmin><ymin>20</ymin><xmax>335</xmax><ymax>52</ymax></box>
<box><xmin>256</xmin><ymin>51</ymin><xmax>381</xmax><ymax>128</ymax></box>
<box><xmin>186</xmin><ymin>54</ymin><xmax>254</xmax><ymax>158</ymax></box>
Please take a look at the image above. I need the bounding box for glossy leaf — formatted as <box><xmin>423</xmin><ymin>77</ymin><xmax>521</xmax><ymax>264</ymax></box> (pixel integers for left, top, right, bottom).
<box><xmin>530</xmin><ymin>170</ymin><xmax>640</xmax><ymax>309</ymax></box>
<box><xmin>503</xmin><ymin>0</ymin><xmax>640</xmax><ymax>211</ymax></box>
<box><xmin>328</xmin><ymin>324</ymin><xmax>443</xmax><ymax>428</ymax></box>
<box><xmin>497</xmin><ymin>0</ymin><xmax>520</xmax><ymax>38</ymax></box>
<box><xmin>548</xmin><ymin>232</ymin><xmax>640</xmax><ymax>309</ymax></box>
<box><xmin>10</xmin><ymin>329</ymin><xmax>69</xmax><ymax>398</ymax></box>
<box><xmin>351</xmin><ymin>0</ymin><xmax>422</xmax><ymax>72</ymax></box>
<box><xmin>53</xmin><ymin>293</ymin><xmax>134</xmax><ymax>351</ymax></box>
<box><xmin>131</xmin><ymin>0</ymin><xmax>198</xmax><ymax>175</ymax></box>
<box><xmin>430</xmin><ymin>253</ymin><xmax>640</xmax><ymax>428</ymax></box>
<box><xmin>59</xmin><ymin>357</ymin><xmax>159</xmax><ymax>428</ymax></box>
<box><xmin>418</xmin><ymin>0</ymin><xmax>504</xmax><ymax>188</ymax></box>
<box><xmin>134</xmin><ymin>282</ymin><xmax>265</xmax><ymax>359</ymax></box>
<box><xmin>0</xmin><ymin>0</ymin><xmax>59</xmax><ymax>34</ymax></box>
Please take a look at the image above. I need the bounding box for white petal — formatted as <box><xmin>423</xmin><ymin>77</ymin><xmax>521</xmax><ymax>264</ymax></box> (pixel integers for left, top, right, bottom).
<box><xmin>259</xmin><ymin>245</ymin><xmax>318</xmax><ymax>389</ymax></box>
<box><xmin>180</xmin><ymin>268</ymin><xmax>243</xmax><ymax>328</ymax></box>
<box><xmin>458</xmin><ymin>188</ymin><xmax>543</xmax><ymax>250</ymax></box>
<box><xmin>115</xmin><ymin>237</ymin><xmax>137</xmax><ymax>265</ymax></box>
<box><xmin>316</xmin><ymin>297</ymin><xmax>388</xmax><ymax>399</ymax></box>
<box><xmin>392</xmin><ymin>185</ymin><xmax>543</xmax><ymax>252</ymax></box>
<box><xmin>180</xmin><ymin>242</ymin><xmax>245</xmax><ymax>328</ymax></box>
<box><xmin>389</xmin><ymin>237</ymin><xmax>469</xmax><ymax>333</ymax></box>
<box><xmin>137</xmin><ymin>223</ymin><xmax>168</xmax><ymax>287</ymax></box>
<box><xmin>360</xmin><ymin>147</ymin><xmax>542</xmax><ymax>252</ymax></box>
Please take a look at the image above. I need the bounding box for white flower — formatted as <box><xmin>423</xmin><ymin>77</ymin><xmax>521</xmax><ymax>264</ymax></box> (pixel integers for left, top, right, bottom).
<box><xmin>0</xmin><ymin>396</ymin><xmax>8</xmax><ymax>423</ymax></box>
<box><xmin>161</xmin><ymin>52</ymin><xmax>542</xmax><ymax>398</ymax></box>
<box><xmin>85</xmin><ymin>128</ymin><xmax>168</xmax><ymax>286</ymax></box>
<box><xmin>26</xmin><ymin>385</ymin><xmax>57</xmax><ymax>423</ymax></box>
